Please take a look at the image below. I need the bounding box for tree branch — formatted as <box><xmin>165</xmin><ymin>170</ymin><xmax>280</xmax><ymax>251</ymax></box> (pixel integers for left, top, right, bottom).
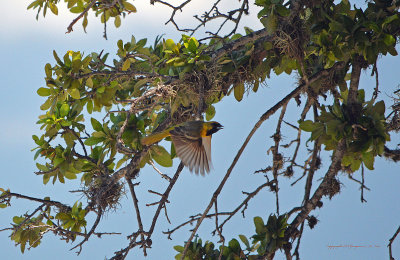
<box><xmin>0</xmin><ymin>192</ymin><xmax>70</xmax><ymax>211</ymax></box>
<box><xmin>126</xmin><ymin>177</ymin><xmax>147</xmax><ymax>256</ymax></box>
<box><xmin>388</xmin><ymin>225</ymin><xmax>400</xmax><ymax>260</ymax></box>
<box><xmin>70</xmin><ymin>208</ymin><xmax>103</xmax><ymax>254</ymax></box>
<box><xmin>66</xmin><ymin>0</ymin><xmax>97</xmax><ymax>33</ymax></box>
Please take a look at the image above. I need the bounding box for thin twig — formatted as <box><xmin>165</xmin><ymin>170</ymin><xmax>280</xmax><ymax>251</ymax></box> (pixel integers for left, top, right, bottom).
<box><xmin>214</xmin><ymin>200</ymin><xmax>224</xmax><ymax>243</ymax></box>
<box><xmin>347</xmin><ymin>175</ymin><xmax>371</xmax><ymax>191</ymax></box>
<box><xmin>388</xmin><ymin>225</ymin><xmax>400</xmax><ymax>260</ymax></box>
<box><xmin>290</xmin><ymin>98</ymin><xmax>313</xmax><ymax>166</ymax></box>
<box><xmin>163</xmin><ymin>212</ymin><xmax>232</xmax><ymax>239</ymax></box>
<box><xmin>126</xmin><ymin>178</ymin><xmax>147</xmax><ymax>256</ymax></box>
<box><xmin>70</xmin><ymin>208</ymin><xmax>103</xmax><ymax>254</ymax></box>
<box><xmin>271</xmin><ymin>103</ymin><xmax>287</xmax><ymax>215</ymax></box>
<box><xmin>149</xmin><ymin>161</ymin><xmax>171</xmax><ymax>181</ymax></box>
<box><xmin>148</xmin><ymin>163</ymin><xmax>183</xmax><ymax>235</ymax></box>
<box><xmin>217</xmin><ymin>182</ymin><xmax>271</xmax><ymax>231</ymax></box>
<box><xmin>361</xmin><ymin>164</ymin><xmax>367</xmax><ymax>203</ymax></box>
<box><xmin>372</xmin><ymin>62</ymin><xmax>380</xmax><ymax>100</ymax></box>
<box><xmin>293</xmin><ymin>222</ymin><xmax>304</xmax><ymax>260</ymax></box>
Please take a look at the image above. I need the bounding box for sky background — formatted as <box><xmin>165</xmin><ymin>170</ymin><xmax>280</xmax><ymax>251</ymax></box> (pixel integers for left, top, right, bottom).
<box><xmin>0</xmin><ymin>1</ymin><xmax>400</xmax><ymax>259</ymax></box>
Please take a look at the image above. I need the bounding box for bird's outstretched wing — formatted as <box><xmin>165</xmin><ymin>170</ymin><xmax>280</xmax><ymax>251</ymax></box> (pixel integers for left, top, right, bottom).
<box><xmin>170</xmin><ymin>134</ymin><xmax>212</xmax><ymax>176</ymax></box>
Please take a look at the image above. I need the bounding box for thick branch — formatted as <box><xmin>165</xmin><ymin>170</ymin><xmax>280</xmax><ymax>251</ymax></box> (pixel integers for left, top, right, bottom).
<box><xmin>384</xmin><ymin>146</ymin><xmax>400</xmax><ymax>162</ymax></box>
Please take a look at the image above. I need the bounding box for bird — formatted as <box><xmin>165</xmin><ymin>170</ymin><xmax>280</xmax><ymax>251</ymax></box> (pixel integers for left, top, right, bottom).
<box><xmin>141</xmin><ymin>120</ymin><xmax>223</xmax><ymax>175</ymax></box>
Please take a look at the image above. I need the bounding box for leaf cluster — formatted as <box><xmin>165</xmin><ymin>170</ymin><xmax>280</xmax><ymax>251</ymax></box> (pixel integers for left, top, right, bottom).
<box><xmin>174</xmin><ymin>215</ymin><xmax>289</xmax><ymax>259</ymax></box>
<box><xmin>28</xmin><ymin>0</ymin><xmax>137</xmax><ymax>31</ymax></box>
<box><xmin>55</xmin><ymin>201</ymin><xmax>87</xmax><ymax>237</ymax></box>
<box><xmin>300</xmin><ymin>89</ymin><xmax>390</xmax><ymax>172</ymax></box>
<box><xmin>11</xmin><ymin>215</ymin><xmax>47</xmax><ymax>253</ymax></box>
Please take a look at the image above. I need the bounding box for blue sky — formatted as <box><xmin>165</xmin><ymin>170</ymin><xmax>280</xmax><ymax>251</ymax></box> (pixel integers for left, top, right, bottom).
<box><xmin>1</xmin><ymin>1</ymin><xmax>400</xmax><ymax>259</ymax></box>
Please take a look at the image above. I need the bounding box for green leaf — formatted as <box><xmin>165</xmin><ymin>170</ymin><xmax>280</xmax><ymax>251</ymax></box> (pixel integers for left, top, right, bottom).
<box><xmin>37</xmin><ymin>87</ymin><xmax>51</xmax><ymax>97</ymax></box>
<box><xmin>82</xmin><ymin>14</ymin><xmax>88</xmax><ymax>30</ymax></box>
<box><xmin>91</xmin><ymin>118</ymin><xmax>103</xmax><ymax>131</ymax></box>
<box><xmin>253</xmin><ymin>80</ymin><xmax>260</xmax><ymax>92</ymax></box>
<box><xmin>124</xmin><ymin>2</ymin><xmax>137</xmax><ymax>12</ymax></box>
<box><xmin>96</xmin><ymin>86</ymin><xmax>105</xmax><ymax>94</ymax></box>
<box><xmin>382</xmin><ymin>14</ymin><xmax>399</xmax><ymax>27</ymax></box>
<box><xmin>49</xmin><ymin>3</ymin><xmax>58</xmax><ymax>15</ymax></box>
<box><xmin>326</xmin><ymin>120</ymin><xmax>342</xmax><ymax>137</ymax></box>
<box><xmin>53</xmin><ymin>50</ymin><xmax>63</xmax><ymax>66</ymax></box>
<box><xmin>275</xmin><ymin>5</ymin><xmax>290</xmax><ymax>16</ymax></box>
<box><xmin>68</xmin><ymin>88</ymin><xmax>80</xmax><ymax>99</ymax></box>
<box><xmin>165</xmin><ymin>39</ymin><xmax>176</xmax><ymax>51</ymax></box>
<box><xmin>122</xmin><ymin>59</ymin><xmax>131</xmax><ymax>71</ymax></box>
<box><xmin>254</xmin><ymin>216</ymin><xmax>265</xmax><ymax>234</ymax></box>
<box><xmin>64</xmin><ymin>171</ymin><xmax>77</xmax><ymax>180</ymax></box>
<box><xmin>228</xmin><ymin>238</ymin><xmax>241</xmax><ymax>252</ymax></box>
<box><xmin>63</xmin><ymin>132</ymin><xmax>75</xmax><ymax>147</ymax></box>
<box><xmin>13</xmin><ymin>216</ymin><xmax>25</xmax><ymax>224</ymax></box>
<box><xmin>43</xmin><ymin>174</ymin><xmax>50</xmax><ymax>185</ymax></box>
<box><xmin>84</xmin><ymin>137</ymin><xmax>104</xmax><ymax>146</ymax></box>
<box><xmin>151</xmin><ymin>145</ymin><xmax>173</xmax><ymax>167</ymax></box>
<box><xmin>45</xmin><ymin>63</ymin><xmax>52</xmax><ymax>78</ymax></box>
<box><xmin>139</xmin><ymin>151</ymin><xmax>150</xmax><ymax>168</ymax></box>
<box><xmin>114</xmin><ymin>16</ymin><xmax>121</xmax><ymax>28</ymax></box>
<box><xmin>36</xmin><ymin>163</ymin><xmax>48</xmax><ymax>172</ymax></box>
<box><xmin>174</xmin><ymin>245</ymin><xmax>184</xmax><ymax>252</ymax></box>
<box><xmin>383</xmin><ymin>34</ymin><xmax>395</xmax><ymax>46</ymax></box>
<box><xmin>310</xmin><ymin>126</ymin><xmax>324</xmax><ymax>141</ymax></box>
<box><xmin>116</xmin><ymin>156</ymin><xmax>128</xmax><ymax>169</ymax></box>
<box><xmin>350</xmin><ymin>158</ymin><xmax>361</xmax><ymax>172</ymax></box>
<box><xmin>53</xmin><ymin>157</ymin><xmax>64</xmax><ymax>167</ymax></box>
<box><xmin>299</xmin><ymin>120</ymin><xmax>315</xmax><ymax>132</ymax></box>
<box><xmin>343</xmin><ymin>154</ymin><xmax>353</xmax><ymax>168</ymax></box>
<box><xmin>234</xmin><ymin>83</ymin><xmax>245</xmax><ymax>102</ymax></box>
<box><xmin>86</xmin><ymin>100</ymin><xmax>93</xmax><ymax>114</ymax></box>
<box><xmin>0</xmin><ymin>204</ymin><xmax>7</xmax><ymax>209</ymax></box>
<box><xmin>134</xmin><ymin>79</ymin><xmax>148</xmax><ymax>92</ymax></box>
<box><xmin>362</xmin><ymin>151</ymin><xmax>374</xmax><ymax>170</ymax></box>
<box><xmin>261</xmin><ymin>14</ymin><xmax>277</xmax><ymax>35</ymax></box>
<box><xmin>239</xmin><ymin>234</ymin><xmax>250</xmax><ymax>248</ymax></box>
<box><xmin>205</xmin><ymin>105</ymin><xmax>216</xmax><ymax>121</ymax></box>
<box><xmin>60</xmin><ymin>103</ymin><xmax>70</xmax><ymax>117</ymax></box>
<box><xmin>374</xmin><ymin>101</ymin><xmax>385</xmax><ymax>115</ymax></box>
<box><xmin>86</xmin><ymin>77</ymin><xmax>93</xmax><ymax>88</ymax></box>
<box><xmin>187</xmin><ymin>37</ymin><xmax>199</xmax><ymax>53</ymax></box>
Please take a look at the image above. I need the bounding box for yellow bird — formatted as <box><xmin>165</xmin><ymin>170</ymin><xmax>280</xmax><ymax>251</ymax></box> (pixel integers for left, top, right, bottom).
<box><xmin>141</xmin><ymin>120</ymin><xmax>223</xmax><ymax>175</ymax></box>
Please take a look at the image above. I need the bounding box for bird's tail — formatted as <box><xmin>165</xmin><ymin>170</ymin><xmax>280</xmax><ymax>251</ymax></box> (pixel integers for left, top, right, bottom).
<box><xmin>141</xmin><ymin>130</ymin><xmax>170</xmax><ymax>145</ymax></box>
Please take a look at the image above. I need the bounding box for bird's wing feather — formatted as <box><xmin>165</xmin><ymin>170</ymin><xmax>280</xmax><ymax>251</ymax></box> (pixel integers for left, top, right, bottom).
<box><xmin>202</xmin><ymin>136</ymin><xmax>213</xmax><ymax>170</ymax></box>
<box><xmin>171</xmin><ymin>134</ymin><xmax>211</xmax><ymax>175</ymax></box>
